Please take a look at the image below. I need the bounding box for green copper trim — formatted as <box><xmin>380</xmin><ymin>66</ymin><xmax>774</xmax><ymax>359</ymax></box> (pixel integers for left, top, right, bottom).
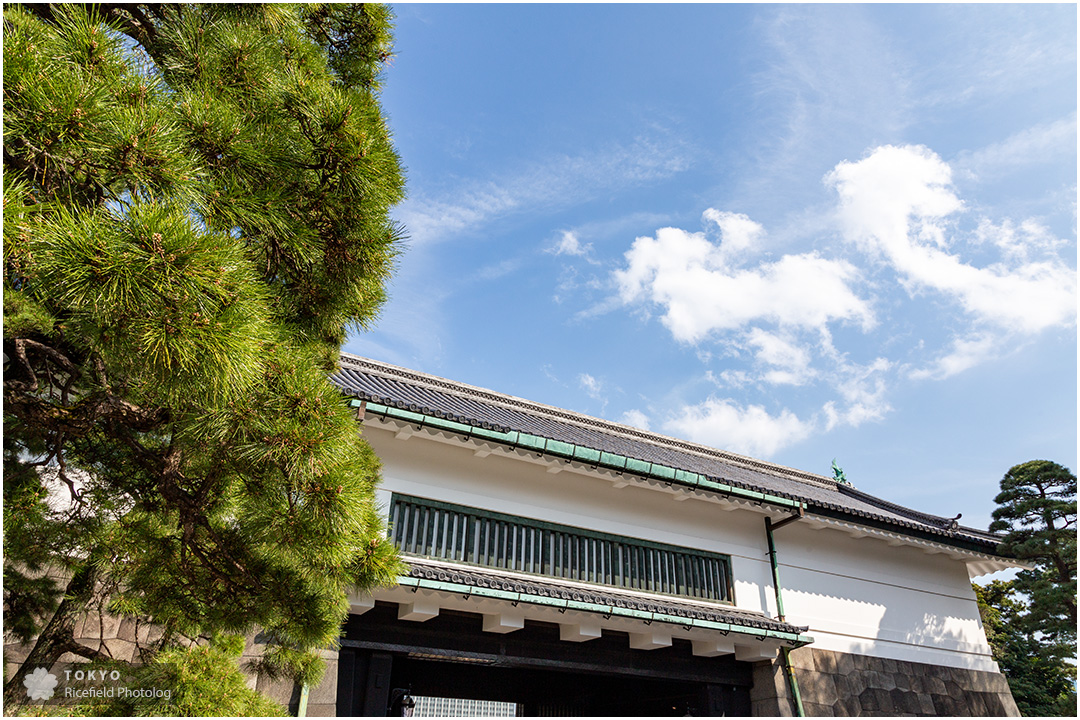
<box><xmin>396</xmin><ymin>574</ymin><xmax>813</xmax><ymax>647</ymax></box>
<box><xmin>358</xmin><ymin>401</ymin><xmax>803</xmax><ymax>512</ymax></box>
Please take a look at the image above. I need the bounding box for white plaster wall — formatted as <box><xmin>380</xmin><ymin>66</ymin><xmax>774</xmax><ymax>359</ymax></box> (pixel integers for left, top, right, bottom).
<box><xmin>363</xmin><ymin>422</ymin><xmax>997</xmax><ymax>672</ymax></box>
<box><xmin>772</xmin><ymin>522</ymin><xmax>996</xmax><ymax>670</ymax></box>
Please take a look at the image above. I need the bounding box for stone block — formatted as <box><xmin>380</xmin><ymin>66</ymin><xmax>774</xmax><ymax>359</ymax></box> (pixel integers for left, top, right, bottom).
<box><xmin>836</xmin><ymin>652</ymin><xmax>855</xmax><ymax>677</ymax></box>
<box><xmin>877</xmin><ymin>687</ymin><xmax>897</xmax><ymax>715</ymax></box>
<box><xmin>967</xmin><ymin>692</ymin><xmax>990</xmax><ymax>716</ymax></box>
<box><xmin>129</xmin><ymin>618</ymin><xmax>163</xmax><ymax>645</ymax></box>
<box><xmin>860</xmin><ymin>687</ymin><xmax>897</xmax><ymax>715</ymax></box>
<box><xmin>144</xmin><ymin>623</ymin><xmax>164</xmax><ymax>644</ymax></box>
<box><xmin>788</xmin><ymin>647</ymin><xmax>816</xmax><ymax>671</ymax></box>
<box><xmin>241</xmin><ymin>639</ymin><xmax>266</xmax><ymax>660</ymax></box>
<box><xmin>925</xmin><ymin>676</ymin><xmax>947</xmax><ymax>695</ymax></box>
<box><xmin>836</xmin><ymin>695</ymin><xmax>861</xmax><ymax>717</ymax></box>
<box><xmin>801</xmin><ymin>673</ymin><xmax>838</xmax><ymax>707</ymax></box>
<box><xmin>867</xmin><ymin>671</ymin><xmax>895</xmax><ymax>691</ymax></box>
<box><xmin>986</xmin><ymin>672</ymin><xmax>1012</xmax><ymax>694</ymax></box>
<box><xmin>966</xmin><ymin>670</ymin><xmax>1001</xmax><ymax>694</ymax></box>
<box><xmin>881</xmin><ymin>658</ymin><xmax>898</xmax><ymax>675</ymax></box>
<box><xmin>256</xmin><ymin>673</ymin><xmax>297</xmax><ymax>707</ymax></box>
<box><xmin>995</xmin><ymin>691</ymin><xmax>1021</xmax><ymax>717</ymax></box>
<box><xmin>890</xmin><ymin>688</ymin><xmax>920</xmax><ymax>715</ymax></box>
<box><xmin>750</xmin><ymin>660</ymin><xmax>787</xmax><ymax>702</ymax></box>
<box><xmin>801</xmin><ymin>700</ymin><xmax>832</xmax><ymax>717</ymax></box>
<box><xmin>894</xmin><ymin>673</ymin><xmax>910</xmax><ymax>691</ymax></box>
<box><xmin>917</xmin><ymin>693</ymin><xmax>936</xmax><ymax>715</ymax></box>
<box><xmin>977</xmin><ymin>693</ymin><xmax>1003</xmax><ymax>716</ymax></box>
<box><xmin>933</xmin><ymin>694</ymin><xmax>963</xmax><ymax>717</ymax></box>
<box><xmin>836</xmin><ymin>673</ymin><xmax>863</xmax><ymax>699</ymax></box>
<box><xmin>100</xmin><ymin>637</ymin><xmax>135</xmax><ymax>662</ymax></box>
<box><xmin>72</xmin><ymin>613</ymin><xmax>91</xmax><ymax>639</ymax></box>
<box><xmin>307</xmin><ymin>660</ymin><xmax>338</xmax><ymax>706</ymax></box>
<box><xmin>4</xmin><ymin>643</ymin><xmax>31</xmax><ymax>665</ymax></box>
<box><xmin>928</xmin><ymin>663</ymin><xmax>951</xmax><ymax>679</ymax></box>
<box><xmin>76</xmin><ymin>611</ymin><xmax>123</xmax><ymax>642</ymax></box>
<box><xmin>752</xmin><ymin>696</ymin><xmax>792</xmax><ymax>717</ymax></box>
<box><xmin>306</xmin><ymin>702</ymin><xmax>337</xmax><ymax>717</ymax></box>
<box><xmin>813</xmin><ymin>648</ymin><xmax>840</xmax><ymax>675</ymax></box>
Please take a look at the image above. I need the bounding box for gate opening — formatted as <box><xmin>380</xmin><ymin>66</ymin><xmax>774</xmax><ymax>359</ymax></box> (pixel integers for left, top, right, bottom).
<box><xmin>338</xmin><ymin>603</ymin><xmax>753</xmax><ymax>717</ymax></box>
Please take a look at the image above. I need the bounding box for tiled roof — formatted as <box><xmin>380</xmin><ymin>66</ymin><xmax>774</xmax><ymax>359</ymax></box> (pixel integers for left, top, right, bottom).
<box><xmin>403</xmin><ymin>557</ymin><xmax>808</xmax><ymax>639</ymax></box>
<box><xmin>332</xmin><ymin>354</ymin><xmax>1004</xmax><ymax>555</ymax></box>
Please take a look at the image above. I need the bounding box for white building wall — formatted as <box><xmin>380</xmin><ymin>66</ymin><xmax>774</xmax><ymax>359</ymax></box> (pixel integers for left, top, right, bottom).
<box><xmin>363</xmin><ymin>422</ymin><xmax>997</xmax><ymax>672</ymax></box>
<box><xmin>772</xmin><ymin>521</ymin><xmax>996</xmax><ymax>670</ymax></box>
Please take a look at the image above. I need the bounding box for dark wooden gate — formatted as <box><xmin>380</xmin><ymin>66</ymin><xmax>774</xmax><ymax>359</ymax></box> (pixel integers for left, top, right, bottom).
<box><xmin>337</xmin><ymin>602</ymin><xmax>752</xmax><ymax>717</ymax></box>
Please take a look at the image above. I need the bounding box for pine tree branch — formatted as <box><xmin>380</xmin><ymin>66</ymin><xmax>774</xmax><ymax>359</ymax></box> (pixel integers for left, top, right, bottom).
<box><xmin>97</xmin><ymin>4</ymin><xmax>160</xmax><ymax>55</ymax></box>
<box><xmin>4</xmin><ymin>138</ymin><xmax>111</xmax><ymax>207</ymax></box>
<box><xmin>4</xmin><ymin>390</ymin><xmax>168</xmax><ymax>438</ymax></box>
<box><xmin>7</xmin><ymin>337</ymin><xmax>41</xmax><ymax>393</ymax></box>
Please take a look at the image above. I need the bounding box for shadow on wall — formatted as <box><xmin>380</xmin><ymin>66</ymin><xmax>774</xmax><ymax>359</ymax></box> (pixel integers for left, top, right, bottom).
<box><xmin>780</xmin><ymin>567</ymin><xmax>989</xmax><ymax>658</ymax></box>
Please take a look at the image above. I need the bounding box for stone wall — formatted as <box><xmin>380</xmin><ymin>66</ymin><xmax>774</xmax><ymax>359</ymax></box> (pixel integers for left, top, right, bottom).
<box><xmin>4</xmin><ymin>612</ymin><xmax>338</xmax><ymax>716</ymax></box>
<box><xmin>750</xmin><ymin>647</ymin><xmax>1020</xmax><ymax>717</ymax></box>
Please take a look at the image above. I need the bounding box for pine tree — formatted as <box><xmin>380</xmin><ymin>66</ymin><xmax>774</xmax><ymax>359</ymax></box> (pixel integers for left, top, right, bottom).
<box><xmin>974</xmin><ymin>580</ymin><xmax>1076</xmax><ymax>716</ymax></box>
<box><xmin>4</xmin><ymin>3</ymin><xmax>406</xmax><ymax>705</ymax></box>
<box><xmin>989</xmin><ymin>460</ymin><xmax>1077</xmax><ymax>645</ymax></box>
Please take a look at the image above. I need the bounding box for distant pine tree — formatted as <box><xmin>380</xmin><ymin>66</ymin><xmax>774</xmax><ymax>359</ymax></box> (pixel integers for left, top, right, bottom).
<box><xmin>4</xmin><ymin>2</ymin><xmax>406</xmax><ymax>706</ymax></box>
<box><xmin>990</xmin><ymin>460</ymin><xmax>1077</xmax><ymax>644</ymax></box>
<box><xmin>978</xmin><ymin>459</ymin><xmax>1077</xmax><ymax>716</ymax></box>
<box><xmin>974</xmin><ymin>580</ymin><xmax>1076</xmax><ymax>716</ymax></box>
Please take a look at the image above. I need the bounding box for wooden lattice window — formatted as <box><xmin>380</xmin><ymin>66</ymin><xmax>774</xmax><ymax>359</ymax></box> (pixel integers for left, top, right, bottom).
<box><xmin>390</xmin><ymin>494</ymin><xmax>733</xmax><ymax>603</ymax></box>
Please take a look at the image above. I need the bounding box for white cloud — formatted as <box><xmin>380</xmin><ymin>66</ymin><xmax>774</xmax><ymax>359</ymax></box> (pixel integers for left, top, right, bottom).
<box><xmin>578</xmin><ymin>373</ymin><xmax>603</xmax><ymax>400</ymax></box>
<box><xmin>619</xmin><ymin>409</ymin><xmax>651</xmax><ymax>431</ymax></box>
<box><xmin>701</xmin><ymin>210</ymin><xmax>766</xmax><ymax>261</ymax></box>
<box><xmin>744</xmin><ymin>328</ymin><xmax>815</xmax><ymax>386</ymax></box>
<box><xmin>550</xmin><ymin>230</ymin><xmax>602</xmax><ymax>268</ymax></box>
<box><xmin>823</xmin><ymin>357</ymin><xmax>893</xmax><ymax>430</ymax></box>
<box><xmin>826</xmin><ymin>144</ymin><xmax>962</xmax><ymax>255</ymax></box>
<box><xmin>909</xmin><ymin>334</ymin><xmax>997</xmax><ymax>381</ymax></box>
<box><xmin>708</xmin><ymin>369</ymin><xmax>751</xmax><ymax>389</ymax></box>
<box><xmin>396</xmin><ymin>134</ymin><xmax>693</xmax><ymax>246</ymax></box>
<box><xmin>475</xmin><ymin>258</ymin><xmax>522</xmax><ymax>281</ymax></box>
<box><xmin>664</xmin><ymin>398</ymin><xmax>813</xmax><ymax>458</ymax></box>
<box><xmin>614</xmin><ymin>211</ymin><xmax>874</xmax><ymax>344</ymax></box>
<box><xmin>397</xmin><ymin>188</ymin><xmax>517</xmax><ymax>248</ymax></box>
<box><xmin>920</xmin><ymin>6</ymin><xmax>1077</xmax><ymax>111</ymax></box>
<box><xmin>957</xmin><ymin>115</ymin><xmax>1077</xmax><ymax>179</ymax></box>
<box><xmin>553</xmin><ymin>230</ymin><xmax>591</xmax><ymax>258</ymax></box>
<box><xmin>826</xmin><ymin>144</ymin><xmax>1076</xmax><ymax>334</ymax></box>
<box><xmin>973</xmin><ymin>218</ymin><xmax>1067</xmax><ymax>265</ymax></box>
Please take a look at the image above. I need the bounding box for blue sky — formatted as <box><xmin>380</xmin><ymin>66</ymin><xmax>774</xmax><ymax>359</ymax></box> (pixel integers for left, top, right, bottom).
<box><xmin>345</xmin><ymin>3</ymin><xmax>1077</xmax><ymax>532</ymax></box>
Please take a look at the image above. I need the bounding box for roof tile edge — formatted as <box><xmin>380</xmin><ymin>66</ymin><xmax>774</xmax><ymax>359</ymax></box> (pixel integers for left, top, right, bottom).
<box><xmin>340</xmin><ymin>353</ymin><xmax>839</xmax><ymax>492</ymax></box>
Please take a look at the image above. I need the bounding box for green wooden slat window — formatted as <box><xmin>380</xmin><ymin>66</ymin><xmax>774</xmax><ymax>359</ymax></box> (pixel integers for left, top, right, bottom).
<box><xmin>389</xmin><ymin>494</ymin><xmax>733</xmax><ymax>603</ymax></box>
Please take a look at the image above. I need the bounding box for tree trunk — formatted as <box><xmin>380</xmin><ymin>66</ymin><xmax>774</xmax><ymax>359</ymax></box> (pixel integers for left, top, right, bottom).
<box><xmin>3</xmin><ymin>565</ymin><xmax>104</xmax><ymax>708</ymax></box>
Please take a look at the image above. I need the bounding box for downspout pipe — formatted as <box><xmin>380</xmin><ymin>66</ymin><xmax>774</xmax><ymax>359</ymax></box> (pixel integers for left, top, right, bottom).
<box><xmin>765</xmin><ymin>507</ymin><xmax>807</xmax><ymax>718</ymax></box>
<box><xmin>297</xmin><ymin>683</ymin><xmax>310</xmax><ymax>717</ymax></box>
